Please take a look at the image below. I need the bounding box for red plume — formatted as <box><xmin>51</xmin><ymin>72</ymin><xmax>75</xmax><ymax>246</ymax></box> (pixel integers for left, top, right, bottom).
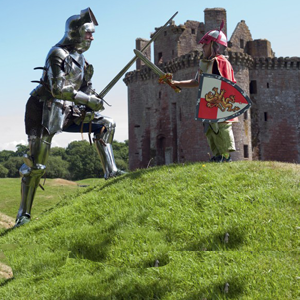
<box><xmin>219</xmin><ymin>20</ymin><xmax>225</xmax><ymax>32</ymax></box>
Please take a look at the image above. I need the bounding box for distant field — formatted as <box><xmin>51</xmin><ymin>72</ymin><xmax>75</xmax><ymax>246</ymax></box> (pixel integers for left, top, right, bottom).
<box><xmin>0</xmin><ymin>177</ymin><xmax>103</xmax><ymax>219</ymax></box>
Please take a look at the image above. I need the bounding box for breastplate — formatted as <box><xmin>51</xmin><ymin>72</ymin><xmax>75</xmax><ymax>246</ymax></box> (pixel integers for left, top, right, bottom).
<box><xmin>63</xmin><ymin>53</ymin><xmax>85</xmax><ymax>91</ymax></box>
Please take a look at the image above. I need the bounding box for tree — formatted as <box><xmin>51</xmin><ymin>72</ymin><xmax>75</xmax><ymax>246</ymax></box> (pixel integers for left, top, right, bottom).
<box><xmin>0</xmin><ymin>140</ymin><xmax>128</xmax><ymax>179</ymax></box>
<box><xmin>47</xmin><ymin>156</ymin><xmax>70</xmax><ymax>179</ymax></box>
<box><xmin>50</xmin><ymin>147</ymin><xmax>67</xmax><ymax>158</ymax></box>
<box><xmin>115</xmin><ymin>158</ymin><xmax>128</xmax><ymax>172</ymax></box>
<box><xmin>0</xmin><ymin>150</ymin><xmax>15</xmax><ymax>163</ymax></box>
<box><xmin>15</xmin><ymin>144</ymin><xmax>29</xmax><ymax>157</ymax></box>
<box><xmin>3</xmin><ymin>157</ymin><xmax>23</xmax><ymax>177</ymax></box>
<box><xmin>113</xmin><ymin>140</ymin><xmax>129</xmax><ymax>171</ymax></box>
<box><xmin>0</xmin><ymin>164</ymin><xmax>8</xmax><ymax>178</ymax></box>
<box><xmin>65</xmin><ymin>140</ymin><xmax>103</xmax><ymax>180</ymax></box>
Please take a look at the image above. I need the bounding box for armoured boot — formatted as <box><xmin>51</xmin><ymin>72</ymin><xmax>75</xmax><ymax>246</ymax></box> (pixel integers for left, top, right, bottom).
<box><xmin>15</xmin><ymin>134</ymin><xmax>52</xmax><ymax>227</ymax></box>
<box><xmin>94</xmin><ymin>139</ymin><xmax>118</xmax><ymax>179</ymax></box>
<box><xmin>93</xmin><ymin>118</ymin><xmax>126</xmax><ymax>179</ymax></box>
<box><xmin>15</xmin><ymin>166</ymin><xmax>46</xmax><ymax>227</ymax></box>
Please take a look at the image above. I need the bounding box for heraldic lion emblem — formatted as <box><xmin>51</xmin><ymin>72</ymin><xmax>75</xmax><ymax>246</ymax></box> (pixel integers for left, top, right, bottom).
<box><xmin>205</xmin><ymin>87</ymin><xmax>240</xmax><ymax>112</ymax></box>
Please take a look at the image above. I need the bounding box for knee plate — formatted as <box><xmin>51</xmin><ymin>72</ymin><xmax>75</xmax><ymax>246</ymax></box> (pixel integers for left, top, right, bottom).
<box><xmin>19</xmin><ymin>134</ymin><xmax>52</xmax><ymax>181</ymax></box>
<box><xmin>93</xmin><ymin>116</ymin><xmax>116</xmax><ymax>144</ymax></box>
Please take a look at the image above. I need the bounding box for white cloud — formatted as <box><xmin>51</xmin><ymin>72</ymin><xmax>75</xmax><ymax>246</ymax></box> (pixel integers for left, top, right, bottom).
<box><xmin>0</xmin><ymin>140</ymin><xmax>28</xmax><ymax>151</ymax></box>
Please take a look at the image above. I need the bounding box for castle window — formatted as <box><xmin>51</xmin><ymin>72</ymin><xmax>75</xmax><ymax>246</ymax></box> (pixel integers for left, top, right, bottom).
<box><xmin>244</xmin><ymin>145</ymin><xmax>249</xmax><ymax>158</ymax></box>
<box><xmin>267</xmin><ymin>82</ymin><xmax>269</xmax><ymax>88</ymax></box>
<box><xmin>264</xmin><ymin>112</ymin><xmax>268</xmax><ymax>121</ymax></box>
<box><xmin>158</xmin><ymin>52</ymin><xmax>163</xmax><ymax>64</ymax></box>
<box><xmin>159</xmin><ymin>91</ymin><xmax>161</xmax><ymax>99</ymax></box>
<box><xmin>191</xmin><ymin>29</ymin><xmax>195</xmax><ymax>34</ymax></box>
<box><xmin>157</xmin><ymin>135</ymin><xmax>166</xmax><ymax>166</ymax></box>
<box><xmin>240</xmin><ymin>39</ymin><xmax>244</xmax><ymax>48</ymax></box>
<box><xmin>250</xmin><ymin>80</ymin><xmax>257</xmax><ymax>94</ymax></box>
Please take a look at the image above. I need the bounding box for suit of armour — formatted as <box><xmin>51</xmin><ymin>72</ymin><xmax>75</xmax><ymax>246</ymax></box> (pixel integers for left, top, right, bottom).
<box><xmin>15</xmin><ymin>8</ymin><xmax>122</xmax><ymax>227</ymax></box>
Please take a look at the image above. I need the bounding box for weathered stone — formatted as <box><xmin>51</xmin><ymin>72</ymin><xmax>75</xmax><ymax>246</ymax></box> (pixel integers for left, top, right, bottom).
<box><xmin>124</xmin><ymin>7</ymin><xmax>300</xmax><ymax>170</ymax></box>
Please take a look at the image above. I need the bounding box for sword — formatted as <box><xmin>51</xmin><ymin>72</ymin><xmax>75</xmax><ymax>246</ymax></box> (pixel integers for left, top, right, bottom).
<box><xmin>133</xmin><ymin>49</ymin><xmax>181</xmax><ymax>93</ymax></box>
<box><xmin>96</xmin><ymin>11</ymin><xmax>178</xmax><ymax>101</ymax></box>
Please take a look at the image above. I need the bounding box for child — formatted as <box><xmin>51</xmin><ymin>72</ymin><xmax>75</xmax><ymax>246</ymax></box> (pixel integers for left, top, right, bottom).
<box><xmin>169</xmin><ymin>21</ymin><xmax>237</xmax><ymax>162</ymax></box>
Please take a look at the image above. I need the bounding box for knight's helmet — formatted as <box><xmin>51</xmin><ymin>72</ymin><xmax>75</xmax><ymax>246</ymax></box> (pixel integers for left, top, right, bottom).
<box><xmin>58</xmin><ymin>7</ymin><xmax>98</xmax><ymax>53</ymax></box>
<box><xmin>198</xmin><ymin>20</ymin><xmax>227</xmax><ymax>47</ymax></box>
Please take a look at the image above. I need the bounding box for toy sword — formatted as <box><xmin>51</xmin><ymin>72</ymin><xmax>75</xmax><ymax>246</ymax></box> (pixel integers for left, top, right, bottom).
<box><xmin>95</xmin><ymin>12</ymin><xmax>178</xmax><ymax>102</ymax></box>
<box><xmin>133</xmin><ymin>49</ymin><xmax>181</xmax><ymax>93</ymax></box>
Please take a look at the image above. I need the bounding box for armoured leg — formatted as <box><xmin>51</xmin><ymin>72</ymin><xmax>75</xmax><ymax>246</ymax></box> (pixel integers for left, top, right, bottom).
<box><xmin>15</xmin><ymin>133</ymin><xmax>53</xmax><ymax>227</ymax></box>
<box><xmin>93</xmin><ymin>117</ymin><xmax>124</xmax><ymax>179</ymax></box>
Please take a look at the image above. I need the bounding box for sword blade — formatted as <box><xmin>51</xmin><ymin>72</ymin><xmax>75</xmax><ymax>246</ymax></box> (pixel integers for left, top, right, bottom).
<box><xmin>133</xmin><ymin>49</ymin><xmax>165</xmax><ymax>77</ymax></box>
<box><xmin>134</xmin><ymin>49</ymin><xmax>181</xmax><ymax>93</ymax></box>
<box><xmin>98</xmin><ymin>12</ymin><xmax>178</xmax><ymax>99</ymax></box>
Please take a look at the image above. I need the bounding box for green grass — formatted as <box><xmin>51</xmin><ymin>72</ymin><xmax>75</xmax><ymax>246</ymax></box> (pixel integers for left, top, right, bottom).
<box><xmin>0</xmin><ymin>177</ymin><xmax>103</xmax><ymax>219</ymax></box>
<box><xmin>0</xmin><ymin>161</ymin><xmax>299</xmax><ymax>299</ymax></box>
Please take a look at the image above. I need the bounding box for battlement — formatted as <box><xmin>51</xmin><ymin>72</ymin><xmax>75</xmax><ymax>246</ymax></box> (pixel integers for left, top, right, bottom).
<box><xmin>124</xmin><ymin>51</ymin><xmax>254</xmax><ymax>85</ymax></box>
<box><xmin>228</xmin><ymin>52</ymin><xmax>254</xmax><ymax>68</ymax></box>
<box><xmin>124</xmin><ymin>51</ymin><xmax>300</xmax><ymax>86</ymax></box>
<box><xmin>252</xmin><ymin>56</ymin><xmax>300</xmax><ymax>70</ymax></box>
<box><xmin>125</xmin><ymin>7</ymin><xmax>300</xmax><ymax>170</ymax></box>
<box><xmin>124</xmin><ymin>50</ymin><xmax>202</xmax><ymax>85</ymax></box>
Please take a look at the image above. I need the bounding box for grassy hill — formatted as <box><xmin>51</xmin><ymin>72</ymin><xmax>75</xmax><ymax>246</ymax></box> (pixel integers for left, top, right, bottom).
<box><xmin>0</xmin><ymin>161</ymin><xmax>299</xmax><ymax>299</ymax></box>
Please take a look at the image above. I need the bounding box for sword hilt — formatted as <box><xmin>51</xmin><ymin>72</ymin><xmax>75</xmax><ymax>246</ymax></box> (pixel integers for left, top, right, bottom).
<box><xmin>158</xmin><ymin>73</ymin><xmax>181</xmax><ymax>93</ymax></box>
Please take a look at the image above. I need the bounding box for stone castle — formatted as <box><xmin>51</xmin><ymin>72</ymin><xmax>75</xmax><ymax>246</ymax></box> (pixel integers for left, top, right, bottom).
<box><xmin>124</xmin><ymin>8</ymin><xmax>300</xmax><ymax>170</ymax></box>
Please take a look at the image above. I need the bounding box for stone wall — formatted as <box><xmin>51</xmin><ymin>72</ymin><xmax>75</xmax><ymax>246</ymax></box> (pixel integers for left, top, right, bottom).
<box><xmin>247</xmin><ymin>39</ymin><xmax>274</xmax><ymax>58</ymax></box>
<box><xmin>152</xmin><ymin>21</ymin><xmax>203</xmax><ymax>65</ymax></box>
<box><xmin>228</xmin><ymin>20</ymin><xmax>253</xmax><ymax>53</ymax></box>
<box><xmin>250</xmin><ymin>57</ymin><xmax>300</xmax><ymax>162</ymax></box>
<box><xmin>136</xmin><ymin>38</ymin><xmax>151</xmax><ymax>70</ymax></box>
<box><xmin>204</xmin><ymin>8</ymin><xmax>227</xmax><ymax>35</ymax></box>
<box><xmin>124</xmin><ymin>7</ymin><xmax>300</xmax><ymax>170</ymax></box>
<box><xmin>124</xmin><ymin>50</ymin><xmax>253</xmax><ymax>170</ymax></box>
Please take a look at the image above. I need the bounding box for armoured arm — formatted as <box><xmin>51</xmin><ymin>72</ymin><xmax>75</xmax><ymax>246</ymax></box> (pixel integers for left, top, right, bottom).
<box><xmin>74</xmin><ymin>91</ymin><xmax>104</xmax><ymax>111</ymax></box>
<box><xmin>46</xmin><ymin>48</ymin><xmax>104</xmax><ymax>111</ymax></box>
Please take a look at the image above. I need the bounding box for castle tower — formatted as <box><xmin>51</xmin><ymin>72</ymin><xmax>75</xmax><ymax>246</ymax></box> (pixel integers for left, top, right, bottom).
<box><xmin>247</xmin><ymin>39</ymin><xmax>274</xmax><ymax>58</ymax></box>
<box><xmin>124</xmin><ymin>8</ymin><xmax>255</xmax><ymax>170</ymax></box>
<box><xmin>204</xmin><ymin>8</ymin><xmax>227</xmax><ymax>35</ymax></box>
<box><xmin>135</xmin><ymin>38</ymin><xmax>151</xmax><ymax>70</ymax></box>
<box><xmin>153</xmin><ymin>20</ymin><xmax>204</xmax><ymax>65</ymax></box>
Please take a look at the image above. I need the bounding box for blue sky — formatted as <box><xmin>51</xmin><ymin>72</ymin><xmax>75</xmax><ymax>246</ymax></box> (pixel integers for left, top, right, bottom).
<box><xmin>0</xmin><ymin>0</ymin><xmax>298</xmax><ymax>150</ymax></box>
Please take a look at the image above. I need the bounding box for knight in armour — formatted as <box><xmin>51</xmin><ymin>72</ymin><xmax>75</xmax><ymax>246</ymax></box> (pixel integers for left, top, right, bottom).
<box><xmin>15</xmin><ymin>8</ymin><xmax>124</xmax><ymax>227</ymax></box>
<box><xmin>169</xmin><ymin>21</ymin><xmax>237</xmax><ymax>163</ymax></box>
